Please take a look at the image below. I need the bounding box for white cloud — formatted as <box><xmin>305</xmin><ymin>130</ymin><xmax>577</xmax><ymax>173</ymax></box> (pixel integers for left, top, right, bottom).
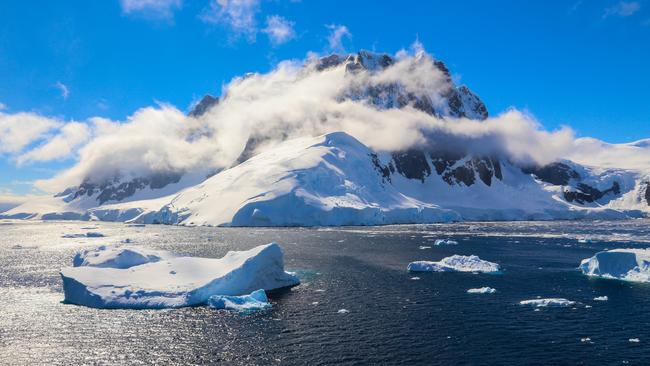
<box><xmin>0</xmin><ymin>111</ymin><xmax>62</xmax><ymax>154</ymax></box>
<box><xmin>200</xmin><ymin>0</ymin><xmax>260</xmax><ymax>41</ymax></box>
<box><xmin>262</xmin><ymin>15</ymin><xmax>296</xmax><ymax>45</ymax></box>
<box><xmin>326</xmin><ymin>24</ymin><xmax>351</xmax><ymax>52</ymax></box>
<box><xmin>603</xmin><ymin>1</ymin><xmax>641</xmax><ymax>18</ymax></box>
<box><xmin>0</xmin><ymin>102</ymin><xmax>6</xmax><ymax>110</ymax></box>
<box><xmin>17</xmin><ymin>122</ymin><xmax>91</xmax><ymax>165</ymax></box>
<box><xmin>55</xmin><ymin>81</ymin><xmax>69</xmax><ymax>100</ymax></box>
<box><xmin>119</xmin><ymin>0</ymin><xmax>182</xmax><ymax>19</ymax></box>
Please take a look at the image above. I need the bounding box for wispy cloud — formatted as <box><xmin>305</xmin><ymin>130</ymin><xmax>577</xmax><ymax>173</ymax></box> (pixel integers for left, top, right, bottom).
<box><xmin>603</xmin><ymin>1</ymin><xmax>641</xmax><ymax>18</ymax></box>
<box><xmin>119</xmin><ymin>0</ymin><xmax>182</xmax><ymax>20</ymax></box>
<box><xmin>262</xmin><ymin>15</ymin><xmax>296</xmax><ymax>45</ymax></box>
<box><xmin>326</xmin><ymin>24</ymin><xmax>351</xmax><ymax>52</ymax></box>
<box><xmin>200</xmin><ymin>0</ymin><xmax>260</xmax><ymax>41</ymax></box>
<box><xmin>55</xmin><ymin>81</ymin><xmax>69</xmax><ymax>100</ymax></box>
<box><xmin>17</xmin><ymin>122</ymin><xmax>91</xmax><ymax>165</ymax></box>
<box><xmin>0</xmin><ymin>102</ymin><xmax>6</xmax><ymax>111</ymax></box>
<box><xmin>0</xmin><ymin>111</ymin><xmax>62</xmax><ymax>154</ymax></box>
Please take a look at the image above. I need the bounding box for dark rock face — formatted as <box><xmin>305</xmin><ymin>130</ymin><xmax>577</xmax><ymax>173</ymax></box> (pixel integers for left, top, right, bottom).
<box><xmin>563</xmin><ymin>182</ymin><xmax>621</xmax><ymax>204</ymax></box>
<box><xmin>370</xmin><ymin>153</ymin><xmax>393</xmax><ymax>183</ymax></box>
<box><xmin>314</xmin><ymin>50</ymin><xmax>488</xmax><ymax>120</ymax></box>
<box><xmin>189</xmin><ymin>95</ymin><xmax>219</xmax><ymax>117</ymax></box>
<box><xmin>71</xmin><ymin>172</ymin><xmax>182</xmax><ymax>205</ymax></box>
<box><xmin>523</xmin><ymin>162</ymin><xmax>580</xmax><ymax>186</ymax></box>
<box><xmin>391</xmin><ymin>150</ymin><xmax>431</xmax><ymax>182</ymax></box>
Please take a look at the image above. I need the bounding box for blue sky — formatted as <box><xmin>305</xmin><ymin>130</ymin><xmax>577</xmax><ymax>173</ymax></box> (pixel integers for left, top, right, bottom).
<box><xmin>1</xmin><ymin>0</ymin><xmax>649</xmax><ymax>195</ymax></box>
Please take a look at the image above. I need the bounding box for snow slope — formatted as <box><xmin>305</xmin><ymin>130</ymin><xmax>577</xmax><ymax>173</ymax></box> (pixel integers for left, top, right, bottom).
<box><xmin>61</xmin><ymin>243</ymin><xmax>299</xmax><ymax>309</ymax></box>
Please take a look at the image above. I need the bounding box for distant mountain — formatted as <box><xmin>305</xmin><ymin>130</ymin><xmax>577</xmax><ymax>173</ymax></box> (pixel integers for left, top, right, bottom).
<box><xmin>3</xmin><ymin>50</ymin><xmax>649</xmax><ymax>225</ymax></box>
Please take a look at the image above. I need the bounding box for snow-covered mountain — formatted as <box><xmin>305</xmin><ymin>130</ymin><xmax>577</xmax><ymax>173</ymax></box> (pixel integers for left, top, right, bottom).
<box><xmin>3</xmin><ymin>50</ymin><xmax>649</xmax><ymax>225</ymax></box>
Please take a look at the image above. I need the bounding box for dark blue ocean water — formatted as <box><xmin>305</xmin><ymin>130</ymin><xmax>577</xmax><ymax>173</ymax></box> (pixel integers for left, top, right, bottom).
<box><xmin>1</xmin><ymin>220</ymin><xmax>650</xmax><ymax>365</ymax></box>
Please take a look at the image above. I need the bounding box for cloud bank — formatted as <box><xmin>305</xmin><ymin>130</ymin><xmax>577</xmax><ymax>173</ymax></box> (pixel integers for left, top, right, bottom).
<box><xmin>4</xmin><ymin>45</ymin><xmax>648</xmax><ymax>196</ymax></box>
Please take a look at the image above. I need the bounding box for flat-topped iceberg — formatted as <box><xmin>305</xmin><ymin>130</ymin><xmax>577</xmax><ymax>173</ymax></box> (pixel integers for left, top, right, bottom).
<box><xmin>72</xmin><ymin>245</ymin><xmax>172</xmax><ymax>269</ymax></box>
<box><xmin>60</xmin><ymin>243</ymin><xmax>299</xmax><ymax>309</ymax></box>
<box><xmin>407</xmin><ymin>255</ymin><xmax>500</xmax><ymax>273</ymax></box>
<box><xmin>208</xmin><ymin>289</ymin><xmax>271</xmax><ymax>312</ymax></box>
<box><xmin>519</xmin><ymin>298</ymin><xmax>575</xmax><ymax>307</ymax></box>
<box><xmin>579</xmin><ymin>248</ymin><xmax>650</xmax><ymax>283</ymax></box>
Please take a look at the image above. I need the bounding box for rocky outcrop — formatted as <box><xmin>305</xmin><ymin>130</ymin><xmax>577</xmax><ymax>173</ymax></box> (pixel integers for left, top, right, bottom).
<box><xmin>67</xmin><ymin>172</ymin><xmax>182</xmax><ymax>205</ymax></box>
<box><xmin>645</xmin><ymin>182</ymin><xmax>650</xmax><ymax>205</ymax></box>
<box><xmin>563</xmin><ymin>182</ymin><xmax>621</xmax><ymax>204</ymax></box>
<box><xmin>189</xmin><ymin>95</ymin><xmax>219</xmax><ymax>117</ymax></box>
<box><xmin>523</xmin><ymin>162</ymin><xmax>580</xmax><ymax>186</ymax></box>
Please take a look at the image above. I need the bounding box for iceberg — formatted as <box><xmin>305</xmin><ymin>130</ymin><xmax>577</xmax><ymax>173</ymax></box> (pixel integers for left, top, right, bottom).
<box><xmin>467</xmin><ymin>287</ymin><xmax>497</xmax><ymax>294</ymax></box>
<box><xmin>519</xmin><ymin>298</ymin><xmax>575</xmax><ymax>307</ymax></box>
<box><xmin>60</xmin><ymin>243</ymin><xmax>300</xmax><ymax>309</ymax></box>
<box><xmin>407</xmin><ymin>255</ymin><xmax>500</xmax><ymax>273</ymax></box>
<box><xmin>434</xmin><ymin>239</ymin><xmax>458</xmax><ymax>246</ymax></box>
<box><xmin>579</xmin><ymin>248</ymin><xmax>650</xmax><ymax>283</ymax></box>
<box><xmin>208</xmin><ymin>289</ymin><xmax>271</xmax><ymax>312</ymax></box>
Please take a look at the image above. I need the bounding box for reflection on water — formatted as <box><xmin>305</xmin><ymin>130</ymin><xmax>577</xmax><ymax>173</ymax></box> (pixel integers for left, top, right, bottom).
<box><xmin>1</xmin><ymin>220</ymin><xmax>649</xmax><ymax>365</ymax></box>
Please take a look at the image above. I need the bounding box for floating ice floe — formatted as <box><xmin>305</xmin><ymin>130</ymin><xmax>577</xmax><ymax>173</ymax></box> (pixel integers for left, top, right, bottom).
<box><xmin>208</xmin><ymin>289</ymin><xmax>271</xmax><ymax>313</ymax></box>
<box><xmin>62</xmin><ymin>232</ymin><xmax>105</xmax><ymax>238</ymax></box>
<box><xmin>579</xmin><ymin>248</ymin><xmax>650</xmax><ymax>283</ymax></box>
<box><xmin>578</xmin><ymin>238</ymin><xmax>593</xmax><ymax>244</ymax></box>
<box><xmin>337</xmin><ymin>309</ymin><xmax>349</xmax><ymax>314</ymax></box>
<box><xmin>434</xmin><ymin>239</ymin><xmax>458</xmax><ymax>246</ymax></box>
<box><xmin>629</xmin><ymin>338</ymin><xmax>640</xmax><ymax>343</ymax></box>
<box><xmin>60</xmin><ymin>243</ymin><xmax>299</xmax><ymax>309</ymax></box>
<box><xmin>467</xmin><ymin>287</ymin><xmax>497</xmax><ymax>294</ymax></box>
<box><xmin>593</xmin><ymin>296</ymin><xmax>608</xmax><ymax>301</ymax></box>
<box><xmin>407</xmin><ymin>255</ymin><xmax>500</xmax><ymax>273</ymax></box>
<box><xmin>519</xmin><ymin>298</ymin><xmax>576</xmax><ymax>307</ymax></box>
<box><xmin>419</xmin><ymin>246</ymin><xmax>431</xmax><ymax>250</ymax></box>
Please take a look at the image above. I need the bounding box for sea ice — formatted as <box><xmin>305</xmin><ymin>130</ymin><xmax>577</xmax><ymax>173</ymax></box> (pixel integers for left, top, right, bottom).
<box><xmin>467</xmin><ymin>287</ymin><xmax>497</xmax><ymax>294</ymax></box>
<box><xmin>579</xmin><ymin>248</ymin><xmax>650</xmax><ymax>283</ymax></box>
<box><xmin>208</xmin><ymin>289</ymin><xmax>271</xmax><ymax>312</ymax></box>
<box><xmin>519</xmin><ymin>298</ymin><xmax>576</xmax><ymax>307</ymax></box>
<box><xmin>407</xmin><ymin>255</ymin><xmax>500</xmax><ymax>273</ymax></box>
<box><xmin>593</xmin><ymin>296</ymin><xmax>608</xmax><ymax>301</ymax></box>
<box><xmin>60</xmin><ymin>243</ymin><xmax>300</xmax><ymax>309</ymax></box>
<box><xmin>434</xmin><ymin>239</ymin><xmax>458</xmax><ymax>246</ymax></box>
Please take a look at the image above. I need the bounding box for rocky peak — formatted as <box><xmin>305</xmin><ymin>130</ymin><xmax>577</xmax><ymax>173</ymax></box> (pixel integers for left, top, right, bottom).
<box><xmin>189</xmin><ymin>95</ymin><xmax>219</xmax><ymax>117</ymax></box>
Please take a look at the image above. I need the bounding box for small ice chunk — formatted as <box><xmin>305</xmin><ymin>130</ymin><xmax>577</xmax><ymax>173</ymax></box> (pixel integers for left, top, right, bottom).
<box><xmin>629</xmin><ymin>338</ymin><xmax>640</xmax><ymax>343</ymax></box>
<box><xmin>593</xmin><ymin>296</ymin><xmax>608</xmax><ymax>301</ymax></box>
<box><xmin>419</xmin><ymin>246</ymin><xmax>431</xmax><ymax>250</ymax></box>
<box><xmin>519</xmin><ymin>298</ymin><xmax>576</xmax><ymax>307</ymax></box>
<box><xmin>208</xmin><ymin>289</ymin><xmax>271</xmax><ymax>313</ymax></box>
<box><xmin>578</xmin><ymin>238</ymin><xmax>593</xmax><ymax>244</ymax></box>
<box><xmin>337</xmin><ymin>309</ymin><xmax>349</xmax><ymax>314</ymax></box>
<box><xmin>408</xmin><ymin>255</ymin><xmax>500</xmax><ymax>273</ymax></box>
<box><xmin>62</xmin><ymin>232</ymin><xmax>105</xmax><ymax>238</ymax></box>
<box><xmin>581</xmin><ymin>337</ymin><xmax>592</xmax><ymax>343</ymax></box>
<box><xmin>580</xmin><ymin>248</ymin><xmax>650</xmax><ymax>283</ymax></box>
<box><xmin>410</xmin><ymin>277</ymin><xmax>420</xmax><ymax>280</ymax></box>
<box><xmin>467</xmin><ymin>287</ymin><xmax>497</xmax><ymax>294</ymax></box>
<box><xmin>434</xmin><ymin>239</ymin><xmax>458</xmax><ymax>246</ymax></box>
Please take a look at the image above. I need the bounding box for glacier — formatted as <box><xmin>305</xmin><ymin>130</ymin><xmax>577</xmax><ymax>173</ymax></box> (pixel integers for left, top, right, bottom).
<box><xmin>60</xmin><ymin>243</ymin><xmax>300</xmax><ymax>309</ymax></box>
<box><xmin>579</xmin><ymin>248</ymin><xmax>650</xmax><ymax>283</ymax></box>
<box><xmin>407</xmin><ymin>255</ymin><xmax>500</xmax><ymax>273</ymax></box>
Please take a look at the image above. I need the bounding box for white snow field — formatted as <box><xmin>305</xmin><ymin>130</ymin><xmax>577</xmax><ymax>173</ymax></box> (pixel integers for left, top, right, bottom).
<box><xmin>407</xmin><ymin>255</ymin><xmax>500</xmax><ymax>273</ymax></box>
<box><xmin>208</xmin><ymin>289</ymin><xmax>271</xmax><ymax>312</ymax></box>
<box><xmin>467</xmin><ymin>287</ymin><xmax>497</xmax><ymax>294</ymax></box>
<box><xmin>519</xmin><ymin>298</ymin><xmax>576</xmax><ymax>307</ymax></box>
<box><xmin>579</xmin><ymin>248</ymin><xmax>650</xmax><ymax>283</ymax></box>
<box><xmin>60</xmin><ymin>243</ymin><xmax>299</xmax><ymax>309</ymax></box>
